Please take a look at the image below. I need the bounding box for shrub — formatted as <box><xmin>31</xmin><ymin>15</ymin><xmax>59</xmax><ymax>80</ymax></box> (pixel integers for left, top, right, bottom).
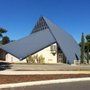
<box><xmin>26</xmin><ymin>54</ymin><xmax>45</xmax><ymax>64</ymax></box>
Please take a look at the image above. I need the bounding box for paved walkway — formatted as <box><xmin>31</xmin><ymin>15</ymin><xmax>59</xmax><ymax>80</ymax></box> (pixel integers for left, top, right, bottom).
<box><xmin>11</xmin><ymin>64</ymin><xmax>90</xmax><ymax>71</ymax></box>
<box><xmin>0</xmin><ymin>63</ymin><xmax>90</xmax><ymax>75</ymax></box>
<box><xmin>0</xmin><ymin>70</ymin><xmax>90</xmax><ymax>75</ymax></box>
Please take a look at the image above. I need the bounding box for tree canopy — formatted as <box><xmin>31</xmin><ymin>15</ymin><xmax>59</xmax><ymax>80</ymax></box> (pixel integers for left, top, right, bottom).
<box><xmin>2</xmin><ymin>36</ymin><xmax>10</xmax><ymax>45</ymax></box>
<box><xmin>86</xmin><ymin>34</ymin><xmax>90</xmax><ymax>42</ymax></box>
<box><xmin>79</xmin><ymin>33</ymin><xmax>90</xmax><ymax>63</ymax></box>
<box><xmin>0</xmin><ymin>27</ymin><xmax>10</xmax><ymax>45</ymax></box>
<box><xmin>0</xmin><ymin>27</ymin><xmax>7</xmax><ymax>37</ymax></box>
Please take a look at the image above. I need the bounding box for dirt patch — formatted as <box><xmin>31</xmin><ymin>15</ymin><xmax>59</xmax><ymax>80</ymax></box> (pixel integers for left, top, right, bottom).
<box><xmin>0</xmin><ymin>74</ymin><xmax>90</xmax><ymax>84</ymax></box>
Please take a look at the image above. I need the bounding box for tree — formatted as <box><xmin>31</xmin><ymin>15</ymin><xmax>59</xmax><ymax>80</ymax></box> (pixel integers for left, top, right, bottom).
<box><xmin>85</xmin><ymin>34</ymin><xmax>90</xmax><ymax>63</ymax></box>
<box><xmin>80</xmin><ymin>33</ymin><xmax>85</xmax><ymax>63</ymax></box>
<box><xmin>0</xmin><ymin>27</ymin><xmax>7</xmax><ymax>38</ymax></box>
<box><xmin>2</xmin><ymin>36</ymin><xmax>10</xmax><ymax>45</ymax></box>
<box><xmin>86</xmin><ymin>34</ymin><xmax>90</xmax><ymax>42</ymax></box>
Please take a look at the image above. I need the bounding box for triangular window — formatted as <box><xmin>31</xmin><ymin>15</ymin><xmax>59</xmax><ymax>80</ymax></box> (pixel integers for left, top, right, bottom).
<box><xmin>31</xmin><ymin>17</ymin><xmax>49</xmax><ymax>33</ymax></box>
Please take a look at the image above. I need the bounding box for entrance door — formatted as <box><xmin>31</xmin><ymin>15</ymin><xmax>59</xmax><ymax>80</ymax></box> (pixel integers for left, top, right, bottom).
<box><xmin>57</xmin><ymin>53</ymin><xmax>63</xmax><ymax>63</ymax></box>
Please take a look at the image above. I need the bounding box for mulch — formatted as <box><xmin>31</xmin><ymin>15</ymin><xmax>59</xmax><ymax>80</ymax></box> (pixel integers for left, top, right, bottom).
<box><xmin>0</xmin><ymin>74</ymin><xmax>90</xmax><ymax>84</ymax></box>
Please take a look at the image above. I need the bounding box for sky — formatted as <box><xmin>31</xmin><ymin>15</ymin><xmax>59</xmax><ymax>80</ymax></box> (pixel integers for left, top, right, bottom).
<box><xmin>0</xmin><ymin>0</ymin><xmax>90</xmax><ymax>42</ymax></box>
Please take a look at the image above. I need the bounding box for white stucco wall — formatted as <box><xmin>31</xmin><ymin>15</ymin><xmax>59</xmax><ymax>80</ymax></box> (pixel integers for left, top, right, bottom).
<box><xmin>5</xmin><ymin>43</ymin><xmax>57</xmax><ymax>63</ymax></box>
<box><xmin>6</xmin><ymin>54</ymin><xmax>27</xmax><ymax>63</ymax></box>
<box><xmin>32</xmin><ymin>43</ymin><xmax>57</xmax><ymax>63</ymax></box>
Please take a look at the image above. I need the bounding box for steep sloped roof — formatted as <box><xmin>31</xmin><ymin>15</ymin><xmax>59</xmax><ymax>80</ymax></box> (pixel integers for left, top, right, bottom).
<box><xmin>1</xmin><ymin>29</ymin><xmax>55</xmax><ymax>59</ymax></box>
<box><xmin>0</xmin><ymin>16</ymin><xmax>80</xmax><ymax>63</ymax></box>
<box><xmin>43</xmin><ymin>17</ymin><xmax>80</xmax><ymax>63</ymax></box>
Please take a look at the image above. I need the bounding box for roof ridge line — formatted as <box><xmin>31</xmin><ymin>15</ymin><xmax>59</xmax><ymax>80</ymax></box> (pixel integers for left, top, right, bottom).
<box><xmin>42</xmin><ymin>17</ymin><xmax>57</xmax><ymax>42</ymax></box>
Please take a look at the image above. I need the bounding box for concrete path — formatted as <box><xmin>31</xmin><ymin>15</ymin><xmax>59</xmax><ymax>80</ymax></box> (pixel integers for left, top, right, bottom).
<box><xmin>11</xmin><ymin>64</ymin><xmax>90</xmax><ymax>71</ymax></box>
<box><xmin>0</xmin><ymin>70</ymin><xmax>90</xmax><ymax>75</ymax></box>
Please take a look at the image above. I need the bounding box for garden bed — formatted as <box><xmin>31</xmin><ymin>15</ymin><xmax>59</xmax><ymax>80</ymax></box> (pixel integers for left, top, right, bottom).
<box><xmin>0</xmin><ymin>74</ymin><xmax>90</xmax><ymax>84</ymax></box>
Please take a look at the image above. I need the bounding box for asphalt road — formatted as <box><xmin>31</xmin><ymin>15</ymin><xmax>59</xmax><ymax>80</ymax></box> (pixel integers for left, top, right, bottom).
<box><xmin>1</xmin><ymin>81</ymin><xmax>90</xmax><ymax>90</ymax></box>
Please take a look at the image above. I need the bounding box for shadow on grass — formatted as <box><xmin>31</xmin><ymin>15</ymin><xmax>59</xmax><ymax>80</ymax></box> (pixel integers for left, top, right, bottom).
<box><xmin>0</xmin><ymin>62</ymin><xmax>12</xmax><ymax>71</ymax></box>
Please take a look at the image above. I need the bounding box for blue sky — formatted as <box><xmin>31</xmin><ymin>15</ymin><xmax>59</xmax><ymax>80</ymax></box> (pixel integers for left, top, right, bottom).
<box><xmin>0</xmin><ymin>0</ymin><xmax>90</xmax><ymax>42</ymax></box>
